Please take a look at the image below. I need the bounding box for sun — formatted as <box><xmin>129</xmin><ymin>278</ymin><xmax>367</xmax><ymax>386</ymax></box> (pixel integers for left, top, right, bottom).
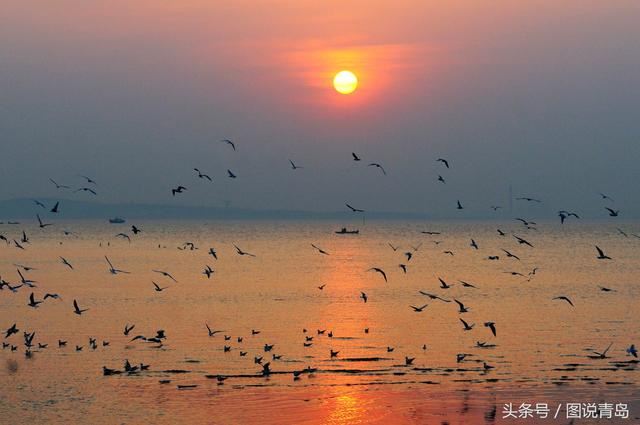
<box><xmin>333</xmin><ymin>70</ymin><xmax>358</xmax><ymax>95</ymax></box>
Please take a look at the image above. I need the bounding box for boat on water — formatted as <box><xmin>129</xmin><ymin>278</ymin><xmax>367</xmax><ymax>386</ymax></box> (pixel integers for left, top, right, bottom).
<box><xmin>335</xmin><ymin>227</ymin><xmax>359</xmax><ymax>235</ymax></box>
<box><xmin>109</xmin><ymin>217</ymin><xmax>126</xmax><ymax>224</ymax></box>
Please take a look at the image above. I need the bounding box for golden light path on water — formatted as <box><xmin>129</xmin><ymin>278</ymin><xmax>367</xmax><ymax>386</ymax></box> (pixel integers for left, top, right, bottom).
<box><xmin>0</xmin><ymin>219</ymin><xmax>638</xmax><ymax>424</ymax></box>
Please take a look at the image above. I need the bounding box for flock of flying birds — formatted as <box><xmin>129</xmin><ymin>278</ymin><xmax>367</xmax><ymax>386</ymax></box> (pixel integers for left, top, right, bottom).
<box><xmin>1</xmin><ymin>139</ymin><xmax>638</xmax><ymax>389</ymax></box>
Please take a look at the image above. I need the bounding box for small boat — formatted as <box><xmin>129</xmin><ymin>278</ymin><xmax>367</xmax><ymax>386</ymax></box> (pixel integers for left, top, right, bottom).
<box><xmin>335</xmin><ymin>227</ymin><xmax>359</xmax><ymax>235</ymax></box>
<box><xmin>177</xmin><ymin>384</ymin><xmax>198</xmax><ymax>389</ymax></box>
<box><xmin>109</xmin><ymin>217</ymin><xmax>126</xmax><ymax>224</ymax></box>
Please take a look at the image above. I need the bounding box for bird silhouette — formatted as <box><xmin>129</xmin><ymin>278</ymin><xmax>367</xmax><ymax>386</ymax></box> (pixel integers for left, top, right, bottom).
<box><xmin>436</xmin><ymin>158</ymin><xmax>450</xmax><ymax>168</ymax></box>
<box><xmin>27</xmin><ymin>292</ymin><xmax>43</xmax><ymax>308</ymax></box>
<box><xmin>311</xmin><ymin>244</ymin><xmax>329</xmax><ymax>255</ymax></box>
<box><xmin>152</xmin><ymin>281</ymin><xmax>168</xmax><ymax>292</ymax></box>
<box><xmin>367</xmin><ymin>267</ymin><xmax>387</xmax><ymax>282</ymax></box>
<box><xmin>152</xmin><ymin>269</ymin><xmax>178</xmax><ymax>282</ymax></box>
<box><xmin>419</xmin><ymin>291</ymin><xmax>451</xmax><ymax>302</ymax></box>
<box><xmin>234</xmin><ymin>244</ymin><xmax>256</xmax><ymax>257</ymax></box>
<box><xmin>49</xmin><ymin>179</ymin><xmax>70</xmax><ymax>189</ymax></box>
<box><xmin>410</xmin><ymin>304</ymin><xmax>428</xmax><ymax>312</ymax></box>
<box><xmin>75</xmin><ymin>187</ymin><xmax>97</xmax><ymax>195</ymax></box>
<box><xmin>60</xmin><ymin>257</ymin><xmax>74</xmax><ymax>270</ymax></box>
<box><xmin>73</xmin><ymin>299</ymin><xmax>88</xmax><ymax>315</ymax></box>
<box><xmin>194</xmin><ymin>168</ymin><xmax>212</xmax><ymax>181</ymax></box>
<box><xmin>220</xmin><ymin>139</ymin><xmax>236</xmax><ymax>151</ymax></box>
<box><xmin>454</xmin><ymin>299</ymin><xmax>470</xmax><ymax>313</ymax></box>
<box><xmin>368</xmin><ymin>163</ymin><xmax>387</xmax><ymax>175</ymax></box>
<box><xmin>346</xmin><ymin>203</ymin><xmax>364</xmax><ymax>213</ymax></box>
<box><xmin>460</xmin><ymin>318</ymin><xmax>474</xmax><ymax>331</ymax></box>
<box><xmin>105</xmin><ymin>256</ymin><xmax>130</xmax><ymax>274</ymax></box>
<box><xmin>438</xmin><ymin>277</ymin><xmax>453</xmax><ymax>289</ymax></box>
<box><xmin>37</xmin><ymin>214</ymin><xmax>52</xmax><ymax>228</ymax></box>
<box><xmin>206</xmin><ymin>323</ymin><xmax>222</xmax><ymax>337</ymax></box>
<box><xmin>553</xmin><ymin>296</ymin><xmax>574</xmax><ymax>307</ymax></box>
<box><xmin>595</xmin><ymin>246</ymin><xmax>611</xmax><ymax>260</ymax></box>
<box><xmin>605</xmin><ymin>207</ymin><xmax>619</xmax><ymax>217</ymax></box>
<box><xmin>516</xmin><ymin>197</ymin><xmax>541</xmax><ymax>203</ymax></box>
<box><xmin>484</xmin><ymin>322</ymin><xmax>497</xmax><ymax>337</ymax></box>
<box><xmin>513</xmin><ymin>235</ymin><xmax>533</xmax><ymax>247</ymax></box>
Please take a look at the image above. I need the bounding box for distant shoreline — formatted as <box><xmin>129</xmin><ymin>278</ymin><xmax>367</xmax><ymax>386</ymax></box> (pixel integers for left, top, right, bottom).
<box><xmin>1</xmin><ymin>197</ymin><xmax>638</xmax><ymax>221</ymax></box>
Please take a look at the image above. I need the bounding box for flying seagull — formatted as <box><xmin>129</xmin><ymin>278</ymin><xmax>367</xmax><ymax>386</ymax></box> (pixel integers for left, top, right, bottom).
<box><xmin>591</xmin><ymin>343</ymin><xmax>613</xmax><ymax>359</ymax></box>
<box><xmin>605</xmin><ymin>207</ymin><xmax>619</xmax><ymax>217</ymax></box>
<box><xmin>513</xmin><ymin>235</ymin><xmax>533</xmax><ymax>247</ymax></box>
<box><xmin>311</xmin><ymin>244</ymin><xmax>329</xmax><ymax>255</ymax></box>
<box><xmin>79</xmin><ymin>175</ymin><xmax>97</xmax><ymax>185</ymax></box>
<box><xmin>220</xmin><ymin>139</ymin><xmax>236</xmax><ymax>151</ymax></box>
<box><xmin>115</xmin><ymin>233</ymin><xmax>131</xmax><ymax>243</ymax></box>
<box><xmin>152</xmin><ymin>270</ymin><xmax>178</xmax><ymax>282</ymax></box>
<box><xmin>194</xmin><ymin>168</ymin><xmax>212</xmax><ymax>181</ymax></box>
<box><xmin>368</xmin><ymin>163</ymin><xmax>387</xmax><ymax>175</ymax></box>
<box><xmin>152</xmin><ymin>281</ymin><xmax>168</xmax><ymax>292</ymax></box>
<box><xmin>459</xmin><ymin>280</ymin><xmax>478</xmax><ymax>289</ymax></box>
<box><xmin>460</xmin><ymin>318</ymin><xmax>474</xmax><ymax>331</ymax></box>
<box><xmin>105</xmin><ymin>256</ymin><xmax>130</xmax><ymax>274</ymax></box>
<box><xmin>436</xmin><ymin>158</ymin><xmax>450</xmax><ymax>168</ymax></box>
<box><xmin>418</xmin><ymin>291</ymin><xmax>451</xmax><ymax>302</ymax></box>
<box><xmin>37</xmin><ymin>214</ymin><xmax>52</xmax><ymax>228</ymax></box>
<box><xmin>75</xmin><ymin>187</ymin><xmax>97</xmax><ymax>195</ymax></box>
<box><xmin>28</xmin><ymin>292</ymin><xmax>43</xmax><ymax>308</ymax></box>
<box><xmin>360</xmin><ymin>292</ymin><xmax>368</xmax><ymax>303</ymax></box>
<box><xmin>49</xmin><ymin>179</ymin><xmax>70</xmax><ymax>189</ymax></box>
<box><xmin>367</xmin><ymin>267</ymin><xmax>387</xmax><ymax>282</ymax></box>
<box><xmin>438</xmin><ymin>277</ymin><xmax>453</xmax><ymax>289</ymax></box>
<box><xmin>73</xmin><ymin>299</ymin><xmax>89</xmax><ymax>315</ymax></box>
<box><xmin>595</xmin><ymin>246</ymin><xmax>611</xmax><ymax>260</ymax></box>
<box><xmin>553</xmin><ymin>296</ymin><xmax>574</xmax><ymax>307</ymax></box>
<box><xmin>484</xmin><ymin>322</ymin><xmax>497</xmax><ymax>337</ymax></box>
<box><xmin>454</xmin><ymin>299</ymin><xmax>470</xmax><ymax>313</ymax></box>
<box><xmin>60</xmin><ymin>257</ymin><xmax>74</xmax><ymax>270</ymax></box>
<box><xmin>234</xmin><ymin>244</ymin><xmax>256</xmax><ymax>257</ymax></box>
<box><xmin>345</xmin><ymin>203</ymin><xmax>364</xmax><ymax>213</ymax></box>
<box><xmin>599</xmin><ymin>192</ymin><xmax>614</xmax><ymax>202</ymax></box>
<box><xmin>410</xmin><ymin>304</ymin><xmax>428</xmax><ymax>312</ymax></box>
<box><xmin>502</xmin><ymin>249</ymin><xmax>520</xmax><ymax>260</ymax></box>
<box><xmin>516</xmin><ymin>197</ymin><xmax>541</xmax><ymax>203</ymax></box>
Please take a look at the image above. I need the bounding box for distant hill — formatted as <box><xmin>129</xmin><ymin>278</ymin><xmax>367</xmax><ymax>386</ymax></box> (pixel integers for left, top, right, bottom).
<box><xmin>0</xmin><ymin>198</ymin><xmax>433</xmax><ymax>221</ymax></box>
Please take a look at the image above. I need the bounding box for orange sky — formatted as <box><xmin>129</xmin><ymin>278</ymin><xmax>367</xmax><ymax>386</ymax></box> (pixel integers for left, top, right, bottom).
<box><xmin>1</xmin><ymin>1</ymin><xmax>640</xmax><ymax>212</ymax></box>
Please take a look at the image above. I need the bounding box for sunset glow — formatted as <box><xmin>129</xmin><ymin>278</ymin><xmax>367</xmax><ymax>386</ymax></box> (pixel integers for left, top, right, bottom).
<box><xmin>333</xmin><ymin>70</ymin><xmax>358</xmax><ymax>94</ymax></box>
<box><xmin>2</xmin><ymin>2</ymin><xmax>640</xmax><ymax>424</ymax></box>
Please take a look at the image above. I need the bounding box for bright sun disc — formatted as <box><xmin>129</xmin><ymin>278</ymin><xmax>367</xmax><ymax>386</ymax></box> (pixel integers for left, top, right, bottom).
<box><xmin>333</xmin><ymin>70</ymin><xmax>358</xmax><ymax>95</ymax></box>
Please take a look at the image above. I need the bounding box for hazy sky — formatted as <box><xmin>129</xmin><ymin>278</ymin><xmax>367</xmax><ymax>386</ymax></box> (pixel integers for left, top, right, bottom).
<box><xmin>1</xmin><ymin>1</ymin><xmax>639</xmax><ymax>217</ymax></box>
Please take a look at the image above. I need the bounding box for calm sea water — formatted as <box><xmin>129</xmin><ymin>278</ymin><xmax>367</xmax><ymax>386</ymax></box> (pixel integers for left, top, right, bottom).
<box><xmin>0</xmin><ymin>219</ymin><xmax>638</xmax><ymax>424</ymax></box>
